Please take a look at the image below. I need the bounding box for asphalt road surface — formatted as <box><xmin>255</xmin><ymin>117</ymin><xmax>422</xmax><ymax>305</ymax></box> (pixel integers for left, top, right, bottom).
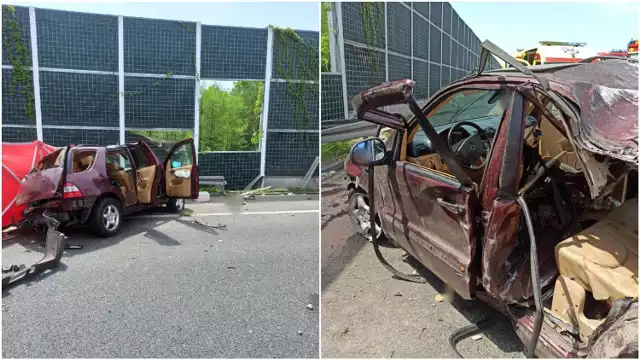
<box><xmin>321</xmin><ymin>171</ymin><xmax>524</xmax><ymax>358</ymax></box>
<box><xmin>3</xmin><ymin>199</ymin><xmax>319</xmax><ymax>358</ymax></box>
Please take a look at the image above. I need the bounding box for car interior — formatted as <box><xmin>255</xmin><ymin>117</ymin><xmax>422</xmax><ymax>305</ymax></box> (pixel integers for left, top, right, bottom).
<box><xmin>165</xmin><ymin>143</ymin><xmax>193</xmax><ymax>198</ymax></box>
<box><xmin>128</xmin><ymin>145</ymin><xmax>157</xmax><ymax>204</ymax></box>
<box><xmin>106</xmin><ymin>152</ymin><xmax>138</xmax><ymax>207</ymax></box>
<box><xmin>403</xmin><ymin>88</ymin><xmax>511</xmax><ymax>185</ymax></box>
<box><xmin>36</xmin><ymin>149</ymin><xmax>65</xmax><ymax>171</ymax></box>
<box><xmin>504</xmin><ymin>94</ymin><xmax>637</xmax><ymax>343</ymax></box>
<box><xmin>71</xmin><ymin>150</ymin><xmax>96</xmax><ymax>173</ymax></box>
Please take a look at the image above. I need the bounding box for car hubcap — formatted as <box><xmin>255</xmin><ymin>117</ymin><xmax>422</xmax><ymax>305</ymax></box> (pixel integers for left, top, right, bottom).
<box><xmin>348</xmin><ymin>193</ymin><xmax>381</xmax><ymax>241</ymax></box>
<box><xmin>175</xmin><ymin>199</ymin><xmax>184</xmax><ymax>210</ymax></box>
<box><xmin>102</xmin><ymin>205</ymin><xmax>120</xmax><ymax>231</ymax></box>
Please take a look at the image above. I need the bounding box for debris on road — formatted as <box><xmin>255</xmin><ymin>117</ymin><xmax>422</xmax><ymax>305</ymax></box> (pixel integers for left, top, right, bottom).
<box><xmin>306</xmin><ymin>303</ymin><xmax>314</xmax><ymax>310</ymax></box>
<box><xmin>434</xmin><ymin>294</ymin><xmax>445</xmax><ymax>302</ymax></box>
<box><xmin>227</xmin><ymin>266</ymin><xmax>236</xmax><ymax>269</ymax></box>
<box><xmin>192</xmin><ymin>219</ymin><xmax>227</xmax><ymax>230</ymax></box>
<box><xmin>298</xmin><ymin>330</ymin><xmax>303</xmax><ymax>335</ymax></box>
<box><xmin>471</xmin><ymin>334</ymin><xmax>484</xmax><ymax>341</ymax></box>
<box><xmin>39</xmin><ymin>243</ymin><xmax>83</xmax><ymax>250</ymax></box>
<box><xmin>242</xmin><ymin>186</ymin><xmax>272</xmax><ymax>201</ymax></box>
<box><xmin>3</xmin><ymin>214</ymin><xmax>67</xmax><ymax>288</ymax></box>
<box><xmin>394</xmin><ymin>292</ymin><xmax>402</xmax><ymax>297</ymax></box>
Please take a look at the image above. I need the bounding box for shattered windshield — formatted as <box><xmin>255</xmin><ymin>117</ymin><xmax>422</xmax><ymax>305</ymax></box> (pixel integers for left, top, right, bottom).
<box><xmin>426</xmin><ymin>89</ymin><xmax>506</xmax><ymax>128</ymax></box>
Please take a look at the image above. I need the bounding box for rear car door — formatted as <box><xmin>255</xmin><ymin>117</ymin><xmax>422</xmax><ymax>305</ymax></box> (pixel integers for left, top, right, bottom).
<box><xmin>128</xmin><ymin>143</ymin><xmax>160</xmax><ymax>204</ymax></box>
<box><xmin>164</xmin><ymin>139</ymin><xmax>199</xmax><ymax>199</ymax></box>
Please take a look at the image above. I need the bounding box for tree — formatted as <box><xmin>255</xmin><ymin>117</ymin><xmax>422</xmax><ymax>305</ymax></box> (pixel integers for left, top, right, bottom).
<box><xmin>321</xmin><ymin>2</ymin><xmax>332</xmax><ymax>73</ymax></box>
<box><xmin>198</xmin><ymin>81</ymin><xmax>264</xmax><ymax>152</ymax></box>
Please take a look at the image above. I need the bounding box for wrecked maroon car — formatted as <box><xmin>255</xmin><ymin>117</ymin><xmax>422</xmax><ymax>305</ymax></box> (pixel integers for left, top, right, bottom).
<box><xmin>345</xmin><ymin>41</ymin><xmax>638</xmax><ymax>358</ymax></box>
<box><xmin>16</xmin><ymin>139</ymin><xmax>199</xmax><ymax>237</ymax></box>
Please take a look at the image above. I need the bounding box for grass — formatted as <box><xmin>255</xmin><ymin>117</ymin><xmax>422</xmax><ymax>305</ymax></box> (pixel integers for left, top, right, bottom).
<box><xmin>321</xmin><ymin>139</ymin><xmax>358</xmax><ymax>163</ymax></box>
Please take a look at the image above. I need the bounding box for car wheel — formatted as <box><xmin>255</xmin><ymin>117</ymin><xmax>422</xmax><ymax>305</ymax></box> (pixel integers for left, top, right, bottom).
<box><xmin>91</xmin><ymin>198</ymin><xmax>123</xmax><ymax>238</ymax></box>
<box><xmin>347</xmin><ymin>188</ymin><xmax>396</xmax><ymax>246</ymax></box>
<box><xmin>167</xmin><ymin>198</ymin><xmax>185</xmax><ymax>213</ymax></box>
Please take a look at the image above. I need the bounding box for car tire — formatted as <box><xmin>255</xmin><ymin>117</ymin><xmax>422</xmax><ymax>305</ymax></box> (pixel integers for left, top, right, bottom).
<box><xmin>91</xmin><ymin>197</ymin><xmax>123</xmax><ymax>238</ymax></box>
<box><xmin>347</xmin><ymin>188</ymin><xmax>397</xmax><ymax>247</ymax></box>
<box><xmin>167</xmin><ymin>198</ymin><xmax>185</xmax><ymax>213</ymax></box>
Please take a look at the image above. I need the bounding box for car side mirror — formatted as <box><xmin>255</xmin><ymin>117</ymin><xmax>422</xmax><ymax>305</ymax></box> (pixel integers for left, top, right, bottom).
<box><xmin>349</xmin><ymin>138</ymin><xmax>388</xmax><ymax>166</ymax></box>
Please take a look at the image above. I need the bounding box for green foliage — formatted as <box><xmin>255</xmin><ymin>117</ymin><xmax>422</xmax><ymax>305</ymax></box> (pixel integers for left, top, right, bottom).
<box><xmin>321</xmin><ymin>139</ymin><xmax>358</xmax><ymax>162</ymax></box>
<box><xmin>128</xmin><ymin>129</ymin><xmax>191</xmax><ymax>142</ymax></box>
<box><xmin>271</xmin><ymin>26</ymin><xmax>318</xmax><ymax>143</ymax></box>
<box><xmin>2</xmin><ymin>5</ymin><xmax>35</xmax><ymax>122</ymax></box>
<box><xmin>198</xmin><ymin>81</ymin><xmax>264</xmax><ymax>152</ymax></box>
<box><xmin>360</xmin><ymin>2</ymin><xmax>385</xmax><ymax>79</ymax></box>
<box><xmin>321</xmin><ymin>2</ymin><xmax>332</xmax><ymax>73</ymax></box>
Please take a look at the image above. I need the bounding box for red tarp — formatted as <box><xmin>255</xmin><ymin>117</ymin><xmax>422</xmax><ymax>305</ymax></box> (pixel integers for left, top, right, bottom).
<box><xmin>2</xmin><ymin>141</ymin><xmax>56</xmax><ymax>229</ymax></box>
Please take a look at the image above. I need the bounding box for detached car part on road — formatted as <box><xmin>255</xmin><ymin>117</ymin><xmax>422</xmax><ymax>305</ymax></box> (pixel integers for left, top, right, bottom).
<box><xmin>2</xmin><ymin>212</ymin><xmax>66</xmax><ymax>288</ymax></box>
<box><xmin>344</xmin><ymin>41</ymin><xmax>638</xmax><ymax>358</ymax></box>
<box><xmin>16</xmin><ymin>139</ymin><xmax>199</xmax><ymax>237</ymax></box>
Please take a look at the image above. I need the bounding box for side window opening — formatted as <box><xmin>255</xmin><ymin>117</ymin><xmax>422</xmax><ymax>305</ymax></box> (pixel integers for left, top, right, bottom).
<box><xmin>35</xmin><ymin>149</ymin><xmax>65</xmax><ymax>172</ymax></box>
<box><xmin>169</xmin><ymin>143</ymin><xmax>193</xmax><ymax>169</ymax></box>
<box><xmin>130</xmin><ymin>146</ymin><xmax>151</xmax><ymax>169</ymax></box>
<box><xmin>71</xmin><ymin>150</ymin><xmax>97</xmax><ymax>173</ymax></box>
<box><xmin>405</xmin><ymin>89</ymin><xmax>507</xmax><ymax>183</ymax></box>
<box><xmin>107</xmin><ymin>152</ymin><xmax>132</xmax><ymax>172</ymax></box>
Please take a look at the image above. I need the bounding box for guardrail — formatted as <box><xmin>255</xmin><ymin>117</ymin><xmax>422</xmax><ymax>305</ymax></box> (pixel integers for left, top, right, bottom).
<box><xmin>321</xmin><ymin>121</ymin><xmax>379</xmax><ymax>144</ymax></box>
<box><xmin>321</xmin><ymin>98</ymin><xmax>430</xmax><ymax>144</ymax></box>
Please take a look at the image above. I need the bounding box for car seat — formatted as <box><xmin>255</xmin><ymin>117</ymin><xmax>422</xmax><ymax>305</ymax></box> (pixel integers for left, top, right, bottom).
<box><xmin>107</xmin><ymin>162</ymin><xmax>137</xmax><ymax>206</ymax></box>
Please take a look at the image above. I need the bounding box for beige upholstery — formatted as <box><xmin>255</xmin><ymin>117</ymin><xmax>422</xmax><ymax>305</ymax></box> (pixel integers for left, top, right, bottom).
<box><xmin>108</xmin><ymin>162</ymin><xmax>137</xmax><ymax>206</ymax></box>
<box><xmin>79</xmin><ymin>154</ymin><xmax>93</xmax><ymax>167</ymax></box>
<box><xmin>136</xmin><ymin>165</ymin><xmax>157</xmax><ymax>204</ymax></box>
<box><xmin>165</xmin><ymin>164</ymin><xmax>193</xmax><ymax>197</ymax></box>
<box><xmin>540</xmin><ymin>118</ymin><xmax>582</xmax><ymax>171</ymax></box>
<box><xmin>72</xmin><ymin>152</ymin><xmax>94</xmax><ymax>172</ymax></box>
<box><xmin>407</xmin><ymin>154</ymin><xmax>450</xmax><ymax>173</ymax></box>
<box><xmin>555</xmin><ymin>198</ymin><xmax>638</xmax><ymax>301</ymax></box>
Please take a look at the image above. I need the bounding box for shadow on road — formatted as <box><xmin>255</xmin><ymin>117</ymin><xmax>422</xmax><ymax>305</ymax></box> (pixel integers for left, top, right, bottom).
<box><xmin>405</xmin><ymin>255</ymin><xmax>524</xmax><ymax>355</ymax></box>
<box><xmin>2</xmin><ymin>263</ymin><xmax>69</xmax><ymax>298</ymax></box>
<box><xmin>2</xmin><ymin>206</ymin><xmax>227</xmax><ymax>295</ymax></box>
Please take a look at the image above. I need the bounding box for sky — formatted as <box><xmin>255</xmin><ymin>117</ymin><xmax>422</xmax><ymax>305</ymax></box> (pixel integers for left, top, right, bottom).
<box><xmin>9</xmin><ymin>2</ymin><xmax>319</xmax><ymax>31</ymax></box>
<box><xmin>452</xmin><ymin>2</ymin><xmax>639</xmax><ymax>54</ymax></box>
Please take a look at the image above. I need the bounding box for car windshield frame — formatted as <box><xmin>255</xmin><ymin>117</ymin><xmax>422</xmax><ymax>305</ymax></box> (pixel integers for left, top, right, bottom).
<box><xmin>426</xmin><ymin>89</ymin><xmax>507</xmax><ymax>129</ymax></box>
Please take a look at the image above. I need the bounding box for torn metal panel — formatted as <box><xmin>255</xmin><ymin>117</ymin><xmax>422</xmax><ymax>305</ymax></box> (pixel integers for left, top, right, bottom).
<box><xmin>538</xmin><ymin>60</ymin><xmax>638</xmax><ymax>165</ymax></box>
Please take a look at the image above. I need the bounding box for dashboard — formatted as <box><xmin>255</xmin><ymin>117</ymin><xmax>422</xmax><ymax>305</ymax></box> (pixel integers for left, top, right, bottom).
<box><xmin>407</xmin><ymin>115</ymin><xmax>537</xmax><ymax>158</ymax></box>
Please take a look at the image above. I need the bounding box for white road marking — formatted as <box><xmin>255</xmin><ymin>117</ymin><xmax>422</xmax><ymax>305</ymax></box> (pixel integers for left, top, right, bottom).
<box><xmin>130</xmin><ymin>209</ymin><xmax>319</xmax><ymax>219</ymax></box>
<box><xmin>196</xmin><ymin>209</ymin><xmax>319</xmax><ymax>216</ymax></box>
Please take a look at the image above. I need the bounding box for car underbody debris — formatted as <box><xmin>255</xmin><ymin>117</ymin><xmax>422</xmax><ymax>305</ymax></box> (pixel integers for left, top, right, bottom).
<box><xmin>2</xmin><ymin>213</ymin><xmax>67</xmax><ymax>289</ymax></box>
<box><xmin>587</xmin><ymin>299</ymin><xmax>638</xmax><ymax>358</ymax></box>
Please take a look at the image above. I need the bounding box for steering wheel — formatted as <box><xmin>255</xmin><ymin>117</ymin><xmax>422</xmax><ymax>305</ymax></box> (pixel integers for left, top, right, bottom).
<box><xmin>447</xmin><ymin>121</ymin><xmax>491</xmax><ymax>171</ymax></box>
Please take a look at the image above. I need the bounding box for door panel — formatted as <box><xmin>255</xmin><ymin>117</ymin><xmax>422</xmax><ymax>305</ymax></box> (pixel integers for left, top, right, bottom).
<box><xmin>165</xmin><ymin>139</ymin><xmax>198</xmax><ymax>199</ymax></box>
<box><xmin>136</xmin><ymin>165</ymin><xmax>157</xmax><ymax>204</ymax></box>
<box><xmin>392</xmin><ymin>161</ymin><xmax>479</xmax><ymax>300</ymax></box>
<box><xmin>166</xmin><ymin>165</ymin><xmax>193</xmax><ymax>197</ymax></box>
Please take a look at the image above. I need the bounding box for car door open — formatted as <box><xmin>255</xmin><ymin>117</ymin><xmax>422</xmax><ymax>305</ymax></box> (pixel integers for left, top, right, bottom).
<box><xmin>165</xmin><ymin>138</ymin><xmax>199</xmax><ymax>199</ymax></box>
